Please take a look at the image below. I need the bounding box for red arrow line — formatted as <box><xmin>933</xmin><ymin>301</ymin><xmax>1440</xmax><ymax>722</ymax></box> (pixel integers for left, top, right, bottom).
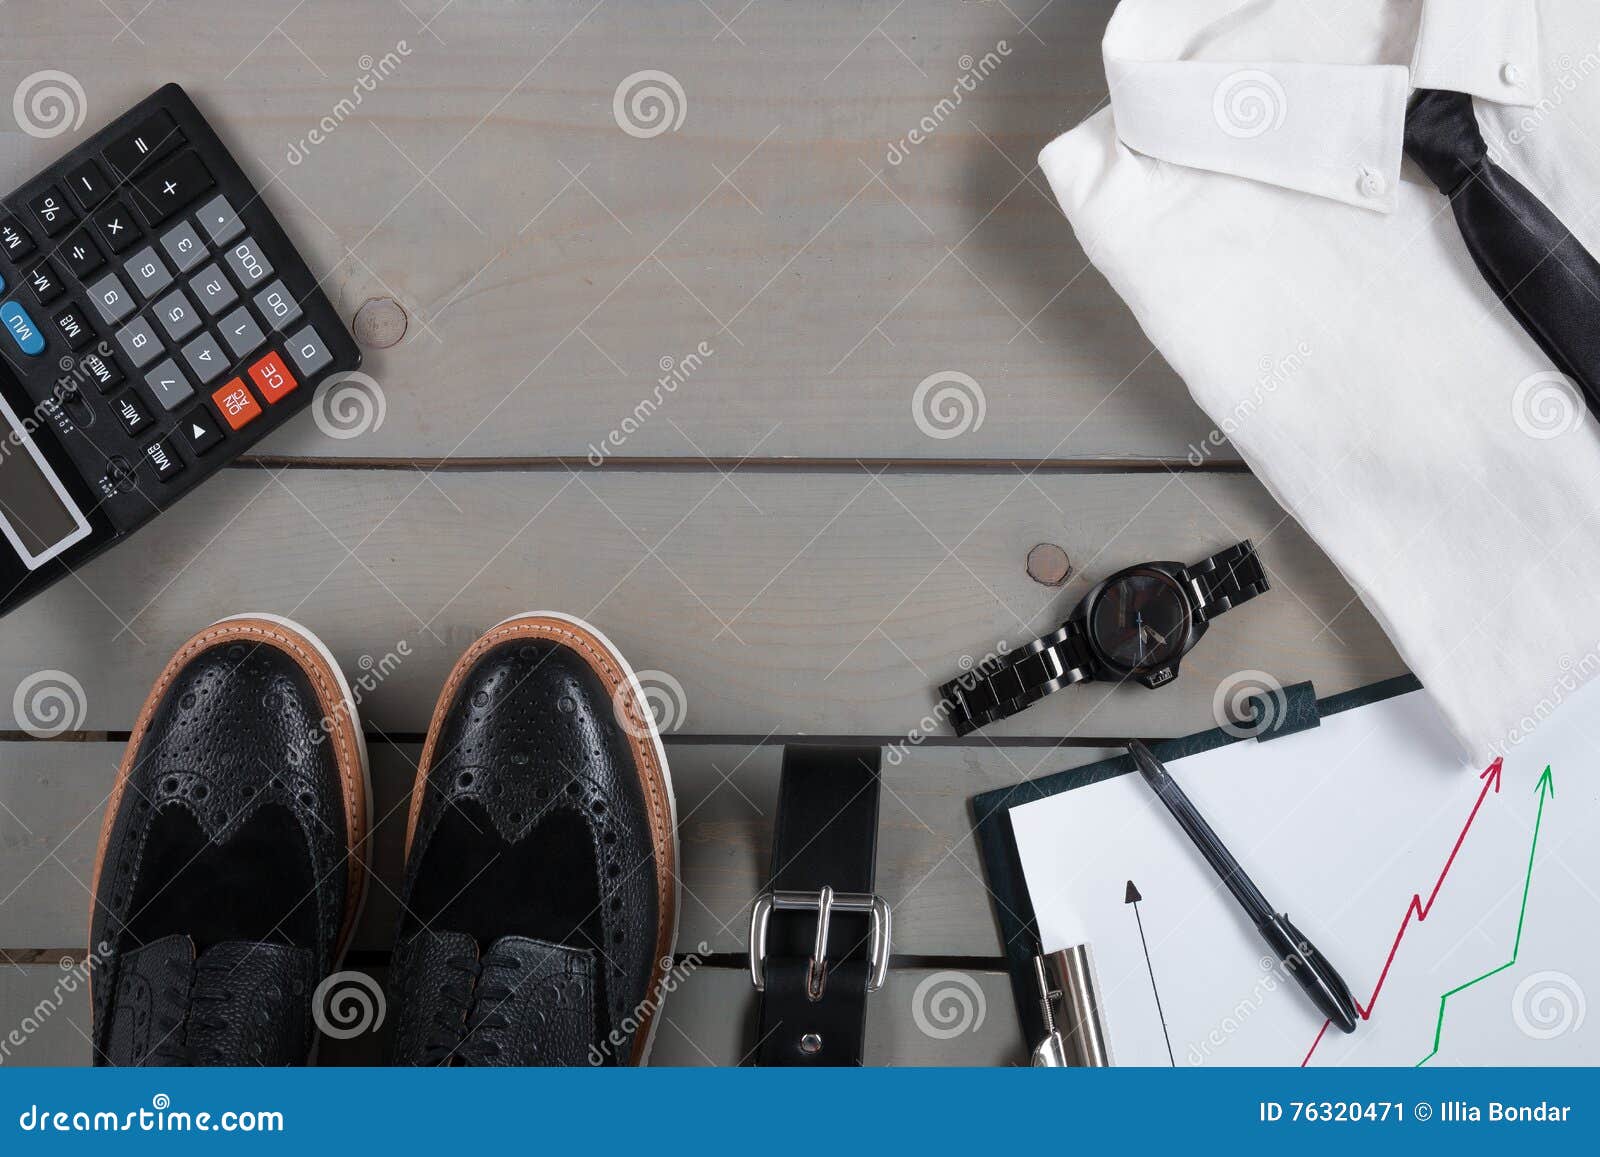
<box><xmin>1300</xmin><ymin>757</ymin><xmax>1503</xmax><ymax>1066</ymax></box>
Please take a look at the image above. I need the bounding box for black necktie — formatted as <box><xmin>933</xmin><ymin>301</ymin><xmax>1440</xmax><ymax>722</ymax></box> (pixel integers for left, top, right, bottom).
<box><xmin>1405</xmin><ymin>88</ymin><xmax>1600</xmax><ymax>417</ymax></box>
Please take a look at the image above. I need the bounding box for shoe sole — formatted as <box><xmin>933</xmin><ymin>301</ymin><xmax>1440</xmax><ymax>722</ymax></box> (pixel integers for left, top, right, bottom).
<box><xmin>407</xmin><ymin>611</ymin><xmax>680</xmax><ymax>1067</ymax></box>
<box><xmin>87</xmin><ymin>614</ymin><xmax>371</xmax><ymax>1043</ymax></box>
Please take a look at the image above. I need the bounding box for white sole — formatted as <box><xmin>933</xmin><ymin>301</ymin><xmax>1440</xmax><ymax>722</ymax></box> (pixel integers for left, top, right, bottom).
<box><xmin>490</xmin><ymin>611</ymin><xmax>682</xmax><ymax>1066</ymax></box>
<box><xmin>211</xmin><ymin>613</ymin><xmax>373</xmax><ymax>974</ymax></box>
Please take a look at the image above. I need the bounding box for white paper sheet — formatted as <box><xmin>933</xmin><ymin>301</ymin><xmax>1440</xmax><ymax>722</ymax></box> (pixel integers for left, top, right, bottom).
<box><xmin>1010</xmin><ymin>684</ymin><xmax>1600</xmax><ymax>1066</ymax></box>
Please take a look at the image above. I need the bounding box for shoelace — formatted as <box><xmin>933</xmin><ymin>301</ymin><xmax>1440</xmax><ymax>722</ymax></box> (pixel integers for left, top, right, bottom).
<box><xmin>147</xmin><ymin>956</ymin><xmax>236</xmax><ymax>1065</ymax></box>
<box><xmin>418</xmin><ymin>950</ymin><xmax>525</xmax><ymax>1066</ymax></box>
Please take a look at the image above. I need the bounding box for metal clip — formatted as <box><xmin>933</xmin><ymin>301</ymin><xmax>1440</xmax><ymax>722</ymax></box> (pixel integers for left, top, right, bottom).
<box><xmin>1030</xmin><ymin>945</ymin><xmax>1111</xmax><ymax>1067</ymax></box>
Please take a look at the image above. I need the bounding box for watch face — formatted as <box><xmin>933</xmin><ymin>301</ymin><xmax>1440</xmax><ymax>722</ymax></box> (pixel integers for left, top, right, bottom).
<box><xmin>1087</xmin><ymin>570</ymin><xmax>1190</xmax><ymax>672</ymax></box>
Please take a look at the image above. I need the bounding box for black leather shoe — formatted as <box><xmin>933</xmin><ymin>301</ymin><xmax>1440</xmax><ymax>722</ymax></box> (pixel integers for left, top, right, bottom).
<box><xmin>388</xmin><ymin>613</ymin><xmax>679</xmax><ymax>1066</ymax></box>
<box><xmin>89</xmin><ymin>615</ymin><xmax>369</xmax><ymax>1066</ymax></box>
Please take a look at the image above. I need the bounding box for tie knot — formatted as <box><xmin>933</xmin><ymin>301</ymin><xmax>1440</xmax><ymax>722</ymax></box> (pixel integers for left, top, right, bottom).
<box><xmin>1404</xmin><ymin>89</ymin><xmax>1489</xmax><ymax>196</ymax></box>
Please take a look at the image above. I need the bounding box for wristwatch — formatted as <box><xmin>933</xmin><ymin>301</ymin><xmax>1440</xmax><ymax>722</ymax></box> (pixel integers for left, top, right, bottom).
<box><xmin>939</xmin><ymin>540</ymin><xmax>1269</xmax><ymax>737</ymax></box>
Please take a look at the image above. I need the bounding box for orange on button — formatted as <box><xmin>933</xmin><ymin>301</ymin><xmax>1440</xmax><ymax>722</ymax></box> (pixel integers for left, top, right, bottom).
<box><xmin>211</xmin><ymin>378</ymin><xmax>261</xmax><ymax>430</ymax></box>
<box><xmin>248</xmin><ymin>350</ymin><xmax>298</xmax><ymax>404</ymax></box>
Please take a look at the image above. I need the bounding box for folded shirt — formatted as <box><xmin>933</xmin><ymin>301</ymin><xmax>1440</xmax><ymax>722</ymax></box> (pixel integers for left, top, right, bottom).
<box><xmin>1040</xmin><ymin>0</ymin><xmax>1600</xmax><ymax>763</ymax></box>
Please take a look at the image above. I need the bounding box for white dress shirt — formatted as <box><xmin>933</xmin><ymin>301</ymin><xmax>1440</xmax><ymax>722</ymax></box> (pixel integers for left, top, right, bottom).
<box><xmin>1042</xmin><ymin>0</ymin><xmax>1600</xmax><ymax>763</ymax></box>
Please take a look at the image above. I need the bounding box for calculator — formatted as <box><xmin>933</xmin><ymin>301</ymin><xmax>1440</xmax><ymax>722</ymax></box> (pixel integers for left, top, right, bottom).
<box><xmin>0</xmin><ymin>83</ymin><xmax>360</xmax><ymax>615</ymax></box>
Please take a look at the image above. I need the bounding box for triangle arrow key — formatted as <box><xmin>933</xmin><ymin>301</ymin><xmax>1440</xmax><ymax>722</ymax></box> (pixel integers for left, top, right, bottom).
<box><xmin>179</xmin><ymin>406</ymin><xmax>223</xmax><ymax>455</ymax></box>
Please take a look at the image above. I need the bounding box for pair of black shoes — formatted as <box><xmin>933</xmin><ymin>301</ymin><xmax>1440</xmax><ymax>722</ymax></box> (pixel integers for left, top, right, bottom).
<box><xmin>88</xmin><ymin>613</ymin><xmax>679</xmax><ymax>1066</ymax></box>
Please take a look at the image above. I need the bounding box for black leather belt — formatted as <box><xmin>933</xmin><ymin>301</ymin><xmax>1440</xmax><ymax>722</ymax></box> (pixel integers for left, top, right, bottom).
<box><xmin>749</xmin><ymin>745</ymin><xmax>889</xmax><ymax>1066</ymax></box>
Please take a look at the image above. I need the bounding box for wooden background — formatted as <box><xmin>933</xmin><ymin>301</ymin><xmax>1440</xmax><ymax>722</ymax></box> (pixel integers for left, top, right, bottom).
<box><xmin>0</xmin><ymin>0</ymin><xmax>1404</xmax><ymax>1066</ymax></box>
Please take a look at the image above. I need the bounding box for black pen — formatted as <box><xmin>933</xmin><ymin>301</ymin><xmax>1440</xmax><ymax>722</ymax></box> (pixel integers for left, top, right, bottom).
<box><xmin>1126</xmin><ymin>740</ymin><xmax>1360</xmax><ymax>1034</ymax></box>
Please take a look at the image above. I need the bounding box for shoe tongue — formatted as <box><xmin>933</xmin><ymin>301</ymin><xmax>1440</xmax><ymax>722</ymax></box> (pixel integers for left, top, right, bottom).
<box><xmin>391</xmin><ymin>930</ymin><xmax>598</xmax><ymax>1066</ymax></box>
<box><xmin>102</xmin><ymin>934</ymin><xmax>314</xmax><ymax>1066</ymax></box>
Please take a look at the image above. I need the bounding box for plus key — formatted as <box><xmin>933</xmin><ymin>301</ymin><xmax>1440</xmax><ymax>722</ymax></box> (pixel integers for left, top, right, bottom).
<box><xmin>132</xmin><ymin>151</ymin><xmax>214</xmax><ymax>226</ymax></box>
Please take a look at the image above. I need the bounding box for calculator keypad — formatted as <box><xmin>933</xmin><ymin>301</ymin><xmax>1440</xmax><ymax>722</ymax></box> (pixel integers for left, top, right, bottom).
<box><xmin>0</xmin><ymin>84</ymin><xmax>359</xmax><ymax>551</ymax></box>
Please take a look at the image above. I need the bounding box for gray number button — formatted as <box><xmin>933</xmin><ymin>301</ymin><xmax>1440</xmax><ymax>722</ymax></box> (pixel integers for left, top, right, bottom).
<box><xmin>223</xmin><ymin>237</ymin><xmax>273</xmax><ymax>289</ymax></box>
<box><xmin>253</xmin><ymin>279</ymin><xmax>301</xmax><ymax>331</ymax></box>
<box><xmin>189</xmin><ymin>263</ymin><xmax>238</xmax><ymax>316</ymax></box>
<box><xmin>143</xmin><ymin>357</ymin><xmax>194</xmax><ymax>411</ymax></box>
<box><xmin>159</xmin><ymin>220</ymin><xmax>207</xmax><ymax>274</ymax></box>
<box><xmin>122</xmin><ymin>245</ymin><xmax>173</xmax><ymax>299</ymax></box>
<box><xmin>218</xmin><ymin>307</ymin><xmax>266</xmax><ymax>359</ymax></box>
<box><xmin>180</xmin><ymin>332</ymin><xmax>228</xmax><ymax>384</ymax></box>
<box><xmin>86</xmin><ymin>273</ymin><xmax>135</xmax><ymax>325</ymax></box>
<box><xmin>195</xmin><ymin>194</ymin><xmax>245</xmax><ymax>246</ymax></box>
<box><xmin>152</xmin><ymin>290</ymin><xmax>200</xmax><ymax>342</ymax></box>
<box><xmin>115</xmin><ymin>315</ymin><xmax>163</xmax><ymax>368</ymax></box>
<box><xmin>285</xmin><ymin>324</ymin><xmax>332</xmax><ymax>377</ymax></box>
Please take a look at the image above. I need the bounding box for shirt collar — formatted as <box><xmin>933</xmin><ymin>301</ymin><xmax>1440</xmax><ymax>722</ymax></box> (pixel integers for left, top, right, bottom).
<box><xmin>1102</xmin><ymin>0</ymin><xmax>1544</xmax><ymax>212</ymax></box>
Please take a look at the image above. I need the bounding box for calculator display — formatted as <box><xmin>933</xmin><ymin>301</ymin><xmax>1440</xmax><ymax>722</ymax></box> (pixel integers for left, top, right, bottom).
<box><xmin>0</xmin><ymin>378</ymin><xmax>92</xmax><ymax>569</ymax></box>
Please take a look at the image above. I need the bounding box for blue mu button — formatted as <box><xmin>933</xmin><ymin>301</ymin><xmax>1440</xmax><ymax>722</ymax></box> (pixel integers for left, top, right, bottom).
<box><xmin>1</xmin><ymin>300</ymin><xmax>46</xmax><ymax>355</ymax></box>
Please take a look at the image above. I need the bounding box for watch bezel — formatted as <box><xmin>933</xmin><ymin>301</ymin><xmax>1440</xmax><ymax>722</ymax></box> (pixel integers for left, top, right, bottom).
<box><xmin>1077</xmin><ymin>563</ymin><xmax>1206</xmax><ymax>685</ymax></box>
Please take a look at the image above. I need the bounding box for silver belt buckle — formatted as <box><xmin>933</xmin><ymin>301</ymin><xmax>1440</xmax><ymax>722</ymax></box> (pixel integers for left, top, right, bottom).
<box><xmin>748</xmin><ymin>886</ymin><xmax>891</xmax><ymax>1000</ymax></box>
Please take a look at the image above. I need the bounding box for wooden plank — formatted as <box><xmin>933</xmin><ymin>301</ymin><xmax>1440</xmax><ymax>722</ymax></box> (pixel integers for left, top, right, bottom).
<box><xmin>0</xmin><ymin>0</ymin><xmax>1220</xmax><ymax>462</ymax></box>
<box><xmin>0</xmin><ymin>963</ymin><xmax>1021</xmax><ymax>1067</ymax></box>
<box><xmin>0</xmin><ymin>469</ymin><xmax>1403</xmax><ymax>734</ymax></box>
<box><xmin>1</xmin><ymin>740</ymin><xmax>1117</xmax><ymax>956</ymax></box>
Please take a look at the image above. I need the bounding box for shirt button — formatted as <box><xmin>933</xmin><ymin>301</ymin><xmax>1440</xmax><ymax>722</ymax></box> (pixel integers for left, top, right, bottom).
<box><xmin>1502</xmin><ymin>62</ymin><xmax>1524</xmax><ymax>87</ymax></box>
<box><xmin>1359</xmin><ymin>166</ymin><xmax>1387</xmax><ymax>198</ymax></box>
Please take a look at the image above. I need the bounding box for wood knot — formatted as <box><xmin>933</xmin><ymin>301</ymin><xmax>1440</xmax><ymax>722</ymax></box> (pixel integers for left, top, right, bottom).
<box><xmin>351</xmin><ymin>297</ymin><xmax>407</xmax><ymax>349</ymax></box>
<box><xmin>1026</xmin><ymin>543</ymin><xmax>1072</xmax><ymax>587</ymax></box>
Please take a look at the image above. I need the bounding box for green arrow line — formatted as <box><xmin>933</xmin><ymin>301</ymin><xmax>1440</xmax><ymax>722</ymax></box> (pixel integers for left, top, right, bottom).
<box><xmin>1416</xmin><ymin>765</ymin><xmax>1555</xmax><ymax>1066</ymax></box>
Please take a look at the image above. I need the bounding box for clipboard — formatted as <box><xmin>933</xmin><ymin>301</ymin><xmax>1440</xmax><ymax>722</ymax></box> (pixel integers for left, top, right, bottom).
<box><xmin>969</xmin><ymin>674</ymin><xmax>1422</xmax><ymax>1059</ymax></box>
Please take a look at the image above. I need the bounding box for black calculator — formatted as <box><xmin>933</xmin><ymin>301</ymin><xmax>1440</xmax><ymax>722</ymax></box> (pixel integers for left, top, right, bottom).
<box><xmin>0</xmin><ymin>83</ymin><xmax>360</xmax><ymax>615</ymax></box>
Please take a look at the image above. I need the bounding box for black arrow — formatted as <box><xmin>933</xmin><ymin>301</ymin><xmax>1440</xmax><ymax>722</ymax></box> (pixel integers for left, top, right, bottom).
<box><xmin>1125</xmin><ymin>880</ymin><xmax>1176</xmax><ymax>1066</ymax></box>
